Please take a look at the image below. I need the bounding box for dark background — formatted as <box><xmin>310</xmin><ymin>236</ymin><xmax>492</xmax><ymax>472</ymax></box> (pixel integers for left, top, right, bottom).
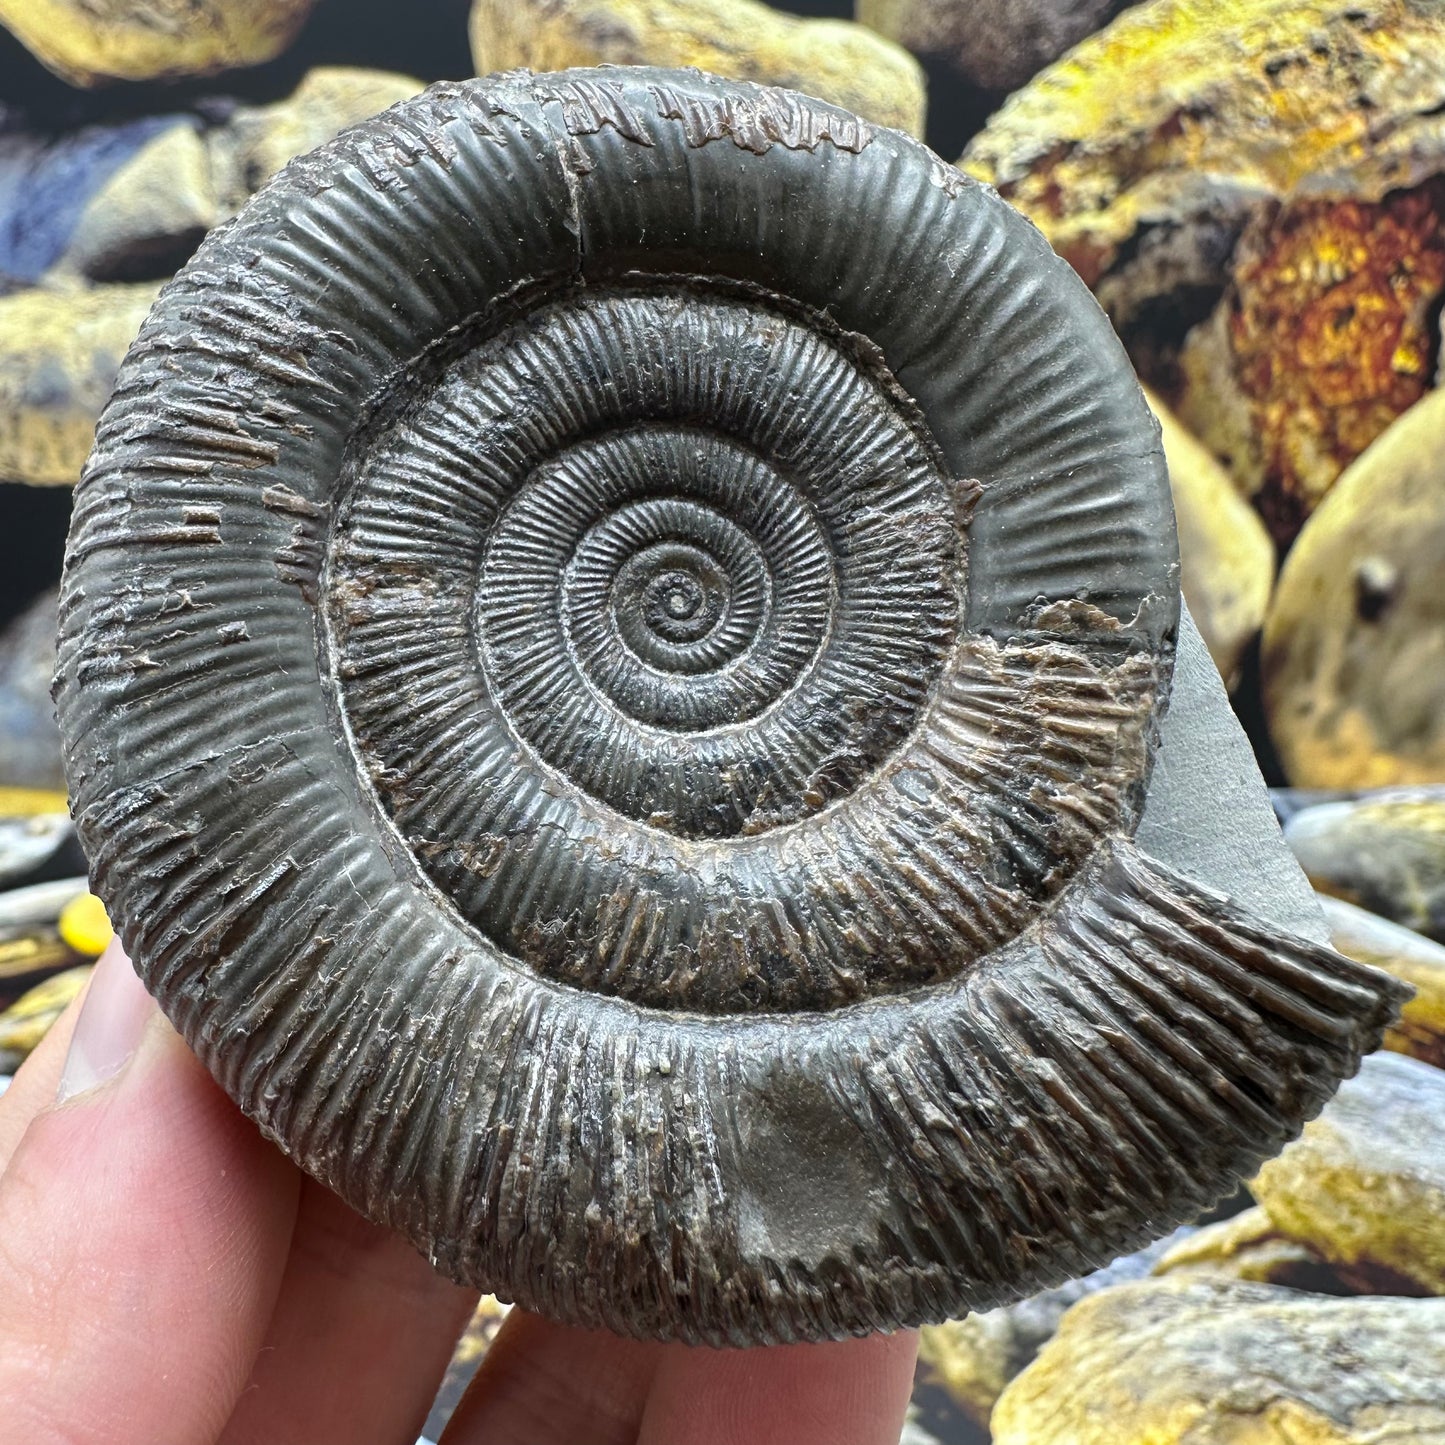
<box><xmin>0</xmin><ymin>0</ymin><xmax>997</xmax><ymax>631</ymax></box>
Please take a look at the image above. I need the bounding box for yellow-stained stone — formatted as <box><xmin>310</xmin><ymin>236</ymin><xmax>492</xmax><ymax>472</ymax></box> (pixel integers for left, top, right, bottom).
<box><xmin>0</xmin><ymin>282</ymin><xmax>160</xmax><ymax>486</ymax></box>
<box><xmin>469</xmin><ymin>0</ymin><xmax>926</xmax><ymax>137</ymax></box>
<box><xmin>962</xmin><ymin>0</ymin><xmax>1445</xmax><ymax>536</ymax></box>
<box><xmin>992</xmin><ymin>1278</ymin><xmax>1445</xmax><ymax>1445</ymax></box>
<box><xmin>58</xmin><ymin>892</ymin><xmax>112</xmax><ymax>958</ymax></box>
<box><xmin>917</xmin><ymin>1314</ymin><xmax>1017</xmax><ymax>1431</ymax></box>
<box><xmin>208</xmin><ymin>68</ymin><xmax>425</xmax><ymax>215</ymax></box>
<box><xmin>1263</xmin><ymin>389</ymin><xmax>1445</xmax><ymax>787</ymax></box>
<box><xmin>0</xmin><ymin>964</ymin><xmax>89</xmax><ymax>1068</ymax></box>
<box><xmin>0</xmin><ymin>0</ymin><xmax>320</xmax><ymax>87</ymax></box>
<box><xmin>962</xmin><ymin>0</ymin><xmax>1445</xmax><ymax>289</ymax></box>
<box><xmin>917</xmin><ymin>1229</ymin><xmax>1193</xmax><ymax>1431</ymax></box>
<box><xmin>1251</xmin><ymin>1050</ymin><xmax>1445</xmax><ymax>1296</ymax></box>
<box><xmin>1144</xmin><ymin>387</ymin><xmax>1274</xmax><ymax>688</ymax></box>
<box><xmin>1152</xmin><ymin>1206</ymin><xmax>1327</xmax><ymax>1285</ymax></box>
<box><xmin>0</xmin><ymin>788</ymin><xmax>70</xmax><ymax>819</ymax></box>
<box><xmin>1321</xmin><ymin>894</ymin><xmax>1445</xmax><ymax>1063</ymax></box>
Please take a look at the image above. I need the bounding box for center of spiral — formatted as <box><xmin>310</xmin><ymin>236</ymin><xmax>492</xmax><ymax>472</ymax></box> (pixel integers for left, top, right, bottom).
<box><xmin>621</xmin><ymin>545</ymin><xmax>730</xmax><ymax>656</ymax></box>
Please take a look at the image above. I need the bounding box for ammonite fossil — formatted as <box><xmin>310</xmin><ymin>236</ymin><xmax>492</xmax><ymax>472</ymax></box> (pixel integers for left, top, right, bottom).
<box><xmin>55</xmin><ymin>68</ymin><xmax>1408</xmax><ymax>1344</ymax></box>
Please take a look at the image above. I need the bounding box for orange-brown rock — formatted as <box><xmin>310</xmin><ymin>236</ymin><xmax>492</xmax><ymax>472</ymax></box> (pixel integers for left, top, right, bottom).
<box><xmin>962</xmin><ymin>0</ymin><xmax>1445</xmax><ymax>540</ymax></box>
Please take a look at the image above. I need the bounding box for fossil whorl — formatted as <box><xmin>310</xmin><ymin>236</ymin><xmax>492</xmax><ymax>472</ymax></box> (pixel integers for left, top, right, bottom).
<box><xmin>55</xmin><ymin>68</ymin><xmax>1407</xmax><ymax>1343</ymax></box>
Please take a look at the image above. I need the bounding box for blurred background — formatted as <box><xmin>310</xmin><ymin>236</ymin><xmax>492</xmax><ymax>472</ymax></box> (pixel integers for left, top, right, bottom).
<box><xmin>1</xmin><ymin>2</ymin><xmax>1442</xmax><ymax>1442</ymax></box>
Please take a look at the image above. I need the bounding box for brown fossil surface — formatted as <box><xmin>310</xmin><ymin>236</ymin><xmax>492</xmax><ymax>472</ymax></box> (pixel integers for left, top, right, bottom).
<box><xmin>961</xmin><ymin>0</ymin><xmax>1445</xmax><ymax>541</ymax></box>
<box><xmin>55</xmin><ymin>68</ymin><xmax>1407</xmax><ymax>1344</ymax></box>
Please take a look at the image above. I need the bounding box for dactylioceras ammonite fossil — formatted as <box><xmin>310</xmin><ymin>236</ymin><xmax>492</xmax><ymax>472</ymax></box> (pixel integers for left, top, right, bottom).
<box><xmin>55</xmin><ymin>67</ymin><xmax>1409</xmax><ymax>1345</ymax></box>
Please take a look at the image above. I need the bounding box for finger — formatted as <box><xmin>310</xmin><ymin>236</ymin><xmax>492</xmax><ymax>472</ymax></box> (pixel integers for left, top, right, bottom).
<box><xmin>219</xmin><ymin>1175</ymin><xmax>478</xmax><ymax>1445</ymax></box>
<box><xmin>0</xmin><ymin>967</ymin><xmax>90</xmax><ymax>1172</ymax></box>
<box><xmin>0</xmin><ymin>940</ymin><xmax>301</xmax><ymax>1444</ymax></box>
<box><xmin>638</xmin><ymin>1330</ymin><xmax>920</xmax><ymax>1445</ymax></box>
<box><xmin>442</xmin><ymin>1309</ymin><xmax>663</xmax><ymax>1445</ymax></box>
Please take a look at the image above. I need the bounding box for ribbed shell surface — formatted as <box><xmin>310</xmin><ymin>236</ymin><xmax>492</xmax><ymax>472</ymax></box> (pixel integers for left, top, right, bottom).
<box><xmin>55</xmin><ymin>68</ymin><xmax>1407</xmax><ymax>1343</ymax></box>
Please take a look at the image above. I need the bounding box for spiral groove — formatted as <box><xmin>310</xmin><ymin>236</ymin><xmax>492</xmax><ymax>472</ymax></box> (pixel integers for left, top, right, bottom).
<box><xmin>63</xmin><ymin>69</ymin><xmax>1388</xmax><ymax>1347</ymax></box>
<box><xmin>327</xmin><ymin>285</ymin><xmax>968</xmax><ymax>1013</ymax></box>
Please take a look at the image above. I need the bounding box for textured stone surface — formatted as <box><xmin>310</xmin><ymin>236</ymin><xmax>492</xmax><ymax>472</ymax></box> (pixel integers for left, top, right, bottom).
<box><xmin>918</xmin><ymin>1229</ymin><xmax>1191</xmax><ymax>1431</ymax></box>
<box><xmin>0</xmin><ymin>283</ymin><xmax>159</xmax><ymax>486</ymax></box>
<box><xmin>0</xmin><ymin>117</ymin><xmax>214</xmax><ymax>287</ymax></box>
<box><xmin>55</xmin><ymin>68</ymin><xmax>1405</xmax><ymax>1342</ymax></box>
<box><xmin>992</xmin><ymin>1277</ymin><xmax>1445</xmax><ymax>1444</ymax></box>
<box><xmin>208</xmin><ymin>68</ymin><xmax>424</xmax><ymax>215</ymax></box>
<box><xmin>0</xmin><ymin>813</ymin><xmax>73</xmax><ymax>889</ymax></box>
<box><xmin>469</xmin><ymin>0</ymin><xmax>926</xmax><ymax>135</ymax></box>
<box><xmin>1288</xmin><ymin>792</ymin><xmax>1445</xmax><ymax>939</ymax></box>
<box><xmin>0</xmin><ymin>0</ymin><xmax>320</xmax><ymax>86</ymax></box>
<box><xmin>1153</xmin><ymin>1204</ymin><xmax>1360</xmax><ymax>1290</ymax></box>
<box><xmin>0</xmin><ymin>589</ymin><xmax>63</xmax><ymax>791</ymax></box>
<box><xmin>962</xmin><ymin>0</ymin><xmax>1445</xmax><ymax>538</ymax></box>
<box><xmin>1251</xmin><ymin>1050</ymin><xmax>1445</xmax><ymax>1295</ymax></box>
<box><xmin>856</xmin><ymin>0</ymin><xmax>1125</xmax><ymax>93</ymax></box>
<box><xmin>1322</xmin><ymin>894</ymin><xmax>1445</xmax><ymax>1063</ymax></box>
<box><xmin>0</xmin><ymin>964</ymin><xmax>89</xmax><ymax>1074</ymax></box>
<box><xmin>1144</xmin><ymin>387</ymin><xmax>1273</xmax><ymax>688</ymax></box>
<box><xmin>1264</xmin><ymin>390</ymin><xmax>1445</xmax><ymax>787</ymax></box>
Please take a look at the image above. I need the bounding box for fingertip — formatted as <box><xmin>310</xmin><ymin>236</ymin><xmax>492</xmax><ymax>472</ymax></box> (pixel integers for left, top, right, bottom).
<box><xmin>639</xmin><ymin>1329</ymin><xmax>920</xmax><ymax>1445</ymax></box>
<box><xmin>0</xmin><ymin>945</ymin><xmax>301</xmax><ymax>1443</ymax></box>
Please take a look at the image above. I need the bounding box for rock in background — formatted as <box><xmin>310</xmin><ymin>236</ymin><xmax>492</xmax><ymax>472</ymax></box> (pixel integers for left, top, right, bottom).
<box><xmin>962</xmin><ymin>0</ymin><xmax>1445</xmax><ymax>548</ymax></box>
<box><xmin>1263</xmin><ymin>391</ymin><xmax>1445</xmax><ymax>787</ymax></box>
<box><xmin>856</xmin><ymin>0</ymin><xmax>1131</xmax><ymax>94</ymax></box>
<box><xmin>468</xmin><ymin>0</ymin><xmax>927</xmax><ymax>136</ymax></box>
<box><xmin>0</xmin><ymin>0</ymin><xmax>322</xmax><ymax>87</ymax></box>
<box><xmin>990</xmin><ymin>1278</ymin><xmax>1445</xmax><ymax>1444</ymax></box>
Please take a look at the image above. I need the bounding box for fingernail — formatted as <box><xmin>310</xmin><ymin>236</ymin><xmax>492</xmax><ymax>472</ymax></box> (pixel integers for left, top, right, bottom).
<box><xmin>56</xmin><ymin>937</ymin><xmax>157</xmax><ymax>1105</ymax></box>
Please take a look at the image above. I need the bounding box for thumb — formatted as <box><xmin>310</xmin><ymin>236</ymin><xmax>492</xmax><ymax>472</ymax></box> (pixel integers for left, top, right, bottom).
<box><xmin>0</xmin><ymin>940</ymin><xmax>299</xmax><ymax>1444</ymax></box>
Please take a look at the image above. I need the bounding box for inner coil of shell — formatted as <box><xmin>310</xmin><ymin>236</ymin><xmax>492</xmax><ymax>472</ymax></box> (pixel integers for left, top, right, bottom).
<box><xmin>55</xmin><ymin>68</ymin><xmax>1408</xmax><ymax>1343</ymax></box>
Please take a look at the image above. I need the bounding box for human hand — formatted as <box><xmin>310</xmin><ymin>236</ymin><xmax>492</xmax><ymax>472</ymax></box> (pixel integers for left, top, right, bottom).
<box><xmin>0</xmin><ymin>939</ymin><xmax>919</xmax><ymax>1444</ymax></box>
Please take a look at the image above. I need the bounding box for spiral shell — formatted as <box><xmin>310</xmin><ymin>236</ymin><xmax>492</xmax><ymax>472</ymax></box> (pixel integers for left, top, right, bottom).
<box><xmin>55</xmin><ymin>68</ymin><xmax>1407</xmax><ymax>1343</ymax></box>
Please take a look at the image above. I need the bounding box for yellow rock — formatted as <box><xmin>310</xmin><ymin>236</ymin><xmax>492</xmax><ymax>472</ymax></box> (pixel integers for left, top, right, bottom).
<box><xmin>58</xmin><ymin>891</ymin><xmax>112</xmax><ymax>958</ymax></box>
<box><xmin>208</xmin><ymin>68</ymin><xmax>425</xmax><ymax>215</ymax></box>
<box><xmin>1251</xmin><ymin>1051</ymin><xmax>1445</xmax><ymax>1295</ymax></box>
<box><xmin>1263</xmin><ymin>388</ymin><xmax>1445</xmax><ymax>787</ymax></box>
<box><xmin>1321</xmin><ymin>894</ymin><xmax>1445</xmax><ymax>1064</ymax></box>
<box><xmin>0</xmin><ymin>118</ymin><xmax>215</xmax><ymax>287</ymax></box>
<box><xmin>962</xmin><ymin>0</ymin><xmax>1445</xmax><ymax>539</ymax></box>
<box><xmin>0</xmin><ymin>281</ymin><xmax>160</xmax><ymax>486</ymax></box>
<box><xmin>1154</xmin><ymin>1206</ymin><xmax>1318</xmax><ymax>1282</ymax></box>
<box><xmin>469</xmin><ymin>0</ymin><xmax>926</xmax><ymax>137</ymax></box>
<box><xmin>918</xmin><ymin>1229</ymin><xmax>1193</xmax><ymax>1431</ymax></box>
<box><xmin>1144</xmin><ymin>387</ymin><xmax>1274</xmax><ymax>688</ymax></box>
<box><xmin>0</xmin><ymin>0</ymin><xmax>320</xmax><ymax>87</ymax></box>
<box><xmin>992</xmin><ymin>1277</ymin><xmax>1445</xmax><ymax>1445</ymax></box>
<box><xmin>963</xmin><ymin>0</ymin><xmax>1445</xmax><ymax>290</ymax></box>
<box><xmin>0</xmin><ymin>964</ymin><xmax>89</xmax><ymax>1069</ymax></box>
<box><xmin>0</xmin><ymin>788</ymin><xmax>69</xmax><ymax>819</ymax></box>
